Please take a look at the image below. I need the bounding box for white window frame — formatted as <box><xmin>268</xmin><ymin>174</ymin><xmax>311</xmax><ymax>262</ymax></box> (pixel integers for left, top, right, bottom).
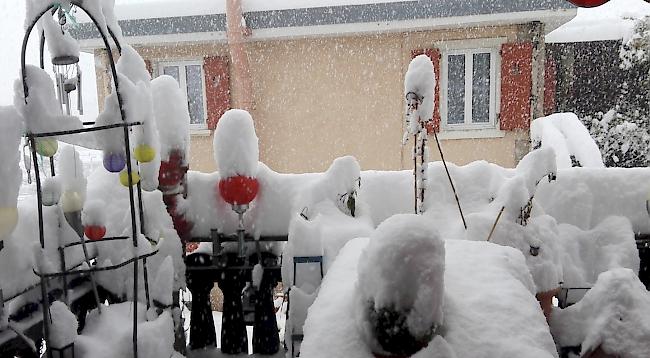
<box><xmin>439</xmin><ymin>38</ymin><xmax>505</xmax><ymax>134</ymax></box>
<box><xmin>158</xmin><ymin>60</ymin><xmax>209</xmax><ymax>132</ymax></box>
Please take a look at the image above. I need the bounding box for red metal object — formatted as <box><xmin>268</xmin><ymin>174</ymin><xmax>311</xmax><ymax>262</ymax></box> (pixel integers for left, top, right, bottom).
<box><xmin>159</xmin><ymin>151</ymin><xmax>186</xmax><ymax>187</ymax></box>
<box><xmin>171</xmin><ymin>213</ymin><xmax>194</xmax><ymax>240</ymax></box>
<box><xmin>84</xmin><ymin>225</ymin><xmax>106</xmax><ymax>241</ymax></box>
<box><xmin>567</xmin><ymin>0</ymin><xmax>609</xmax><ymax>8</ymax></box>
<box><xmin>218</xmin><ymin>176</ymin><xmax>259</xmax><ymax>205</ymax></box>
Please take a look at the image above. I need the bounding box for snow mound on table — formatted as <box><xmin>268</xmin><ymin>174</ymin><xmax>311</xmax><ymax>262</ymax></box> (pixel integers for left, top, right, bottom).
<box><xmin>531</xmin><ymin>113</ymin><xmax>604</xmax><ymax>169</ymax></box>
<box><xmin>404</xmin><ymin>54</ymin><xmax>435</xmax><ymax>135</ymax></box>
<box><xmin>300</xmin><ymin>238</ymin><xmax>557</xmax><ymax>358</ymax></box>
<box><xmin>49</xmin><ymin>301</ymin><xmax>78</xmax><ymax>349</ymax></box>
<box><xmin>557</xmin><ymin>216</ymin><xmax>639</xmax><ymax>287</ymax></box>
<box><xmin>551</xmin><ymin>268</ymin><xmax>650</xmax><ymax>357</ymax></box>
<box><xmin>152</xmin><ymin>75</ymin><xmax>190</xmax><ymax>162</ymax></box>
<box><xmin>357</xmin><ymin>214</ymin><xmax>445</xmax><ymax>339</ymax></box>
<box><xmin>214</xmin><ymin>109</ymin><xmax>258</xmax><ymax>178</ymax></box>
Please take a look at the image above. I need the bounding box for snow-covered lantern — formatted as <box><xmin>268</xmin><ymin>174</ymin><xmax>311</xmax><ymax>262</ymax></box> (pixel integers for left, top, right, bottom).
<box><xmin>35</xmin><ymin>138</ymin><xmax>58</xmax><ymax>157</ymax></box>
<box><xmin>102</xmin><ymin>152</ymin><xmax>126</xmax><ymax>173</ymax></box>
<box><xmin>60</xmin><ymin>191</ymin><xmax>83</xmax><ymax>213</ymax></box>
<box><xmin>134</xmin><ymin>143</ymin><xmax>155</xmax><ymax>163</ymax></box>
<box><xmin>42</xmin><ymin>178</ymin><xmax>62</xmax><ymax>206</ymax></box>
<box><xmin>567</xmin><ymin>0</ymin><xmax>609</xmax><ymax>7</ymax></box>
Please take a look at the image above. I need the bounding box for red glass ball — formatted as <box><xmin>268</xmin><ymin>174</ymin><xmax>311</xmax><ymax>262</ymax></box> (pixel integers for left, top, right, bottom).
<box><xmin>567</xmin><ymin>0</ymin><xmax>609</xmax><ymax>8</ymax></box>
<box><xmin>218</xmin><ymin>176</ymin><xmax>259</xmax><ymax>205</ymax></box>
<box><xmin>84</xmin><ymin>225</ymin><xmax>106</xmax><ymax>241</ymax></box>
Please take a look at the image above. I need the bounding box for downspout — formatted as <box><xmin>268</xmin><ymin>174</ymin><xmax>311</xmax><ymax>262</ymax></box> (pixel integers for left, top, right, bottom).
<box><xmin>226</xmin><ymin>0</ymin><xmax>254</xmax><ymax>111</ymax></box>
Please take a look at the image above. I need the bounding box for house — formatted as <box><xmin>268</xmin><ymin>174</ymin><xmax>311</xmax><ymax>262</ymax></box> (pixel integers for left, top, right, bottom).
<box><xmin>544</xmin><ymin>0</ymin><xmax>650</xmax><ymax>116</ymax></box>
<box><xmin>73</xmin><ymin>0</ymin><xmax>576</xmax><ymax>173</ymax></box>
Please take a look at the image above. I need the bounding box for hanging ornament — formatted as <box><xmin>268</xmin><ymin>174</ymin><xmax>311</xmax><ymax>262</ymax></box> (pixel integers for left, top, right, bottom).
<box><xmin>134</xmin><ymin>144</ymin><xmax>156</xmax><ymax>163</ymax></box>
<box><xmin>35</xmin><ymin>138</ymin><xmax>58</xmax><ymax>158</ymax></box>
<box><xmin>567</xmin><ymin>0</ymin><xmax>609</xmax><ymax>7</ymax></box>
<box><xmin>60</xmin><ymin>191</ymin><xmax>83</xmax><ymax>213</ymax></box>
<box><xmin>218</xmin><ymin>176</ymin><xmax>259</xmax><ymax>206</ymax></box>
<box><xmin>41</xmin><ymin>178</ymin><xmax>62</xmax><ymax>206</ymax></box>
<box><xmin>0</xmin><ymin>207</ymin><xmax>18</xmax><ymax>240</ymax></box>
<box><xmin>103</xmin><ymin>152</ymin><xmax>126</xmax><ymax>173</ymax></box>
<box><xmin>84</xmin><ymin>225</ymin><xmax>106</xmax><ymax>241</ymax></box>
<box><xmin>119</xmin><ymin>170</ymin><xmax>141</xmax><ymax>187</ymax></box>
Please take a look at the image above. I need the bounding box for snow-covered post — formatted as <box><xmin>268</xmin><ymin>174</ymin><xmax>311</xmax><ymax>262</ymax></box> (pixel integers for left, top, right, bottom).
<box><xmin>404</xmin><ymin>55</ymin><xmax>434</xmax><ymax>215</ymax></box>
<box><xmin>48</xmin><ymin>301</ymin><xmax>78</xmax><ymax>358</ymax></box>
<box><xmin>357</xmin><ymin>214</ymin><xmax>445</xmax><ymax>356</ymax></box>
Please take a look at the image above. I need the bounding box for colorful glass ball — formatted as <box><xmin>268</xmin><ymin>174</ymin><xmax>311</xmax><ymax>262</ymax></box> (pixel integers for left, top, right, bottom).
<box><xmin>218</xmin><ymin>176</ymin><xmax>259</xmax><ymax>206</ymax></box>
<box><xmin>35</xmin><ymin>138</ymin><xmax>58</xmax><ymax>157</ymax></box>
<box><xmin>119</xmin><ymin>170</ymin><xmax>141</xmax><ymax>187</ymax></box>
<box><xmin>0</xmin><ymin>207</ymin><xmax>19</xmax><ymax>240</ymax></box>
<box><xmin>567</xmin><ymin>0</ymin><xmax>609</xmax><ymax>7</ymax></box>
<box><xmin>84</xmin><ymin>225</ymin><xmax>106</xmax><ymax>241</ymax></box>
<box><xmin>103</xmin><ymin>152</ymin><xmax>126</xmax><ymax>173</ymax></box>
<box><xmin>134</xmin><ymin>144</ymin><xmax>156</xmax><ymax>163</ymax></box>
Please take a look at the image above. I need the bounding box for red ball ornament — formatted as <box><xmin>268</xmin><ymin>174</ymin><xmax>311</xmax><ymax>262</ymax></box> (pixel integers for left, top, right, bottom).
<box><xmin>567</xmin><ymin>0</ymin><xmax>609</xmax><ymax>7</ymax></box>
<box><xmin>84</xmin><ymin>225</ymin><xmax>106</xmax><ymax>241</ymax></box>
<box><xmin>218</xmin><ymin>176</ymin><xmax>259</xmax><ymax>206</ymax></box>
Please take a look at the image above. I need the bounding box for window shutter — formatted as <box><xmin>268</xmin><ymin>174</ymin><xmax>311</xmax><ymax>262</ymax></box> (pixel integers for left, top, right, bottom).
<box><xmin>411</xmin><ymin>48</ymin><xmax>441</xmax><ymax>133</ymax></box>
<box><xmin>500</xmin><ymin>42</ymin><xmax>533</xmax><ymax>131</ymax></box>
<box><xmin>203</xmin><ymin>56</ymin><xmax>230</xmax><ymax>130</ymax></box>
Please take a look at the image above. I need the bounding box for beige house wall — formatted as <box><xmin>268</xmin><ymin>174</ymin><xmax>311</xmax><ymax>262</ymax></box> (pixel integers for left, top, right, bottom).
<box><xmin>95</xmin><ymin>24</ymin><xmax>529</xmax><ymax>174</ymax></box>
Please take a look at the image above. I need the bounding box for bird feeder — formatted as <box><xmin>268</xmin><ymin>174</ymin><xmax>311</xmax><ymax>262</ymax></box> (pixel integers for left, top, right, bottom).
<box><xmin>218</xmin><ymin>175</ymin><xmax>259</xmax><ymax>257</ymax></box>
<box><xmin>567</xmin><ymin>0</ymin><xmax>609</xmax><ymax>7</ymax></box>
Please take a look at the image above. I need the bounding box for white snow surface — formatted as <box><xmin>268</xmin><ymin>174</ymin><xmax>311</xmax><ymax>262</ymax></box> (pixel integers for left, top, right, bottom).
<box><xmin>0</xmin><ymin>107</ymin><xmax>23</xmax><ymax>210</ymax></box>
<box><xmin>151</xmin><ymin>75</ymin><xmax>190</xmax><ymax>162</ymax></box>
<box><xmin>49</xmin><ymin>301</ymin><xmax>78</xmax><ymax>349</ymax></box>
<box><xmin>300</xmin><ymin>238</ymin><xmax>557</xmax><ymax>358</ymax></box>
<box><xmin>151</xmin><ymin>255</ymin><xmax>174</xmax><ymax>307</ymax></box>
<box><xmin>37</xmin><ymin>13</ymin><xmax>80</xmax><ymax>63</ymax></box>
<box><xmin>214</xmin><ymin>109</ymin><xmax>259</xmax><ymax>178</ymax></box>
<box><xmin>57</xmin><ymin>145</ymin><xmax>88</xmax><ymax>199</ymax></box>
<box><xmin>531</xmin><ymin>113</ymin><xmax>604</xmax><ymax>169</ymax></box>
<box><xmin>82</xmin><ymin>199</ymin><xmax>106</xmax><ymax>226</ymax></box>
<box><xmin>546</xmin><ymin>0</ymin><xmax>650</xmax><ymax>43</ymax></box>
<box><xmin>357</xmin><ymin>214</ymin><xmax>445</xmax><ymax>339</ymax></box>
<box><xmin>550</xmin><ymin>268</ymin><xmax>650</xmax><ymax>357</ymax></box>
<box><xmin>404</xmin><ymin>54</ymin><xmax>435</xmax><ymax>135</ymax></box>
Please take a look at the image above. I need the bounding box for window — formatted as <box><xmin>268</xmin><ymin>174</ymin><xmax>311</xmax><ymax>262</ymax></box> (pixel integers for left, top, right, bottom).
<box><xmin>158</xmin><ymin>61</ymin><xmax>208</xmax><ymax>130</ymax></box>
<box><xmin>441</xmin><ymin>48</ymin><xmax>498</xmax><ymax>130</ymax></box>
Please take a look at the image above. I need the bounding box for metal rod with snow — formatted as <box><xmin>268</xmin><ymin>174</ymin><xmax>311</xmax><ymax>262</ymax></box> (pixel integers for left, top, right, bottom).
<box><xmin>0</xmin><ymin>1</ymin><xmax>187</xmax><ymax>358</ymax></box>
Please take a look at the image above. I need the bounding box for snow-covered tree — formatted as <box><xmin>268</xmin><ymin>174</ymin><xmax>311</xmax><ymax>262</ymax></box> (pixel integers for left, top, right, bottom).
<box><xmin>582</xmin><ymin>15</ymin><xmax>650</xmax><ymax>167</ymax></box>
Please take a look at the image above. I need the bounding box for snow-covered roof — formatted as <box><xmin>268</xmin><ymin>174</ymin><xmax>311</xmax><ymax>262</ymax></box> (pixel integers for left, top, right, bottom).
<box><xmin>546</xmin><ymin>0</ymin><xmax>650</xmax><ymax>43</ymax></box>
<box><xmin>73</xmin><ymin>0</ymin><xmax>575</xmax><ymax>48</ymax></box>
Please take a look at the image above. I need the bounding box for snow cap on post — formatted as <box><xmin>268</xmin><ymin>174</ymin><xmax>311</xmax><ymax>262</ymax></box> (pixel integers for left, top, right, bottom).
<box><xmin>152</xmin><ymin>75</ymin><xmax>190</xmax><ymax>162</ymax></box>
<box><xmin>357</xmin><ymin>214</ymin><xmax>445</xmax><ymax>355</ymax></box>
<box><xmin>404</xmin><ymin>54</ymin><xmax>436</xmax><ymax>136</ymax></box>
<box><xmin>213</xmin><ymin>109</ymin><xmax>259</xmax><ymax>178</ymax></box>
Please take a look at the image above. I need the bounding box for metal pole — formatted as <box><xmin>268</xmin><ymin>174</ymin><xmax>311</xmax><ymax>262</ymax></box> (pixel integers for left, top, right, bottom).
<box><xmin>432</xmin><ymin>130</ymin><xmax>467</xmax><ymax>229</ymax></box>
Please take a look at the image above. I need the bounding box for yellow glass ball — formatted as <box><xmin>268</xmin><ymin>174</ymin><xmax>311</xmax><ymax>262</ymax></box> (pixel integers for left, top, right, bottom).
<box><xmin>134</xmin><ymin>144</ymin><xmax>155</xmax><ymax>163</ymax></box>
<box><xmin>119</xmin><ymin>170</ymin><xmax>141</xmax><ymax>187</ymax></box>
<box><xmin>35</xmin><ymin>138</ymin><xmax>58</xmax><ymax>157</ymax></box>
<box><xmin>60</xmin><ymin>191</ymin><xmax>83</xmax><ymax>213</ymax></box>
<box><xmin>0</xmin><ymin>207</ymin><xmax>19</xmax><ymax>240</ymax></box>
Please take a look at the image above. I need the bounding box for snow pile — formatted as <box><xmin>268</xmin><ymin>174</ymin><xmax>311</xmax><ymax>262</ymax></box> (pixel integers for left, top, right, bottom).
<box><xmin>151</xmin><ymin>255</ymin><xmax>174</xmax><ymax>307</ymax></box>
<box><xmin>300</xmin><ymin>238</ymin><xmax>557</xmax><ymax>358</ymax></box>
<box><xmin>0</xmin><ymin>107</ymin><xmax>23</xmax><ymax>213</ymax></box>
<box><xmin>58</xmin><ymin>145</ymin><xmax>88</xmax><ymax>200</ymax></box>
<box><xmin>37</xmin><ymin>12</ymin><xmax>79</xmax><ymax>63</ymax></box>
<box><xmin>75</xmin><ymin>302</ymin><xmax>174</xmax><ymax>358</ymax></box>
<box><xmin>14</xmin><ymin>65</ymin><xmax>83</xmax><ymax>134</ymax></box>
<box><xmin>404</xmin><ymin>54</ymin><xmax>435</xmax><ymax>136</ymax></box>
<box><xmin>356</xmin><ymin>214</ymin><xmax>445</xmax><ymax>352</ymax></box>
<box><xmin>557</xmin><ymin>216</ymin><xmax>639</xmax><ymax>287</ymax></box>
<box><xmin>49</xmin><ymin>301</ymin><xmax>78</xmax><ymax>349</ymax></box>
<box><xmin>551</xmin><ymin>268</ymin><xmax>650</xmax><ymax>357</ymax></box>
<box><xmin>531</xmin><ymin>113</ymin><xmax>604</xmax><ymax>169</ymax></box>
<box><xmin>214</xmin><ymin>109</ymin><xmax>259</xmax><ymax>178</ymax></box>
<box><xmin>151</xmin><ymin>75</ymin><xmax>190</xmax><ymax>162</ymax></box>
<box><xmin>82</xmin><ymin>200</ymin><xmax>106</xmax><ymax>226</ymax></box>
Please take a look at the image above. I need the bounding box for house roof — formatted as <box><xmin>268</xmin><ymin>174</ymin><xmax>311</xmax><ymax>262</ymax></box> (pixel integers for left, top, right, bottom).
<box><xmin>546</xmin><ymin>0</ymin><xmax>650</xmax><ymax>43</ymax></box>
<box><xmin>73</xmin><ymin>0</ymin><xmax>575</xmax><ymax>48</ymax></box>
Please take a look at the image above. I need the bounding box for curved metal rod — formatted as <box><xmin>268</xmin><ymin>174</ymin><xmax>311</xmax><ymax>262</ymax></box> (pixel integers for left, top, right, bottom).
<box><xmin>34</xmin><ymin>249</ymin><xmax>159</xmax><ymax>278</ymax></box>
<box><xmin>107</xmin><ymin>26</ymin><xmax>123</xmax><ymax>54</ymax></box>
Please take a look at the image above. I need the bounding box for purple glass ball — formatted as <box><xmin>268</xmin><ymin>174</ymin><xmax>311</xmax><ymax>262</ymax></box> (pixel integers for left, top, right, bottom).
<box><xmin>103</xmin><ymin>152</ymin><xmax>126</xmax><ymax>173</ymax></box>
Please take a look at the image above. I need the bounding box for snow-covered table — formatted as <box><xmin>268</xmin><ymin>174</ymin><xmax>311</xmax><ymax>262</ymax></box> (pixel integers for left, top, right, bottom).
<box><xmin>300</xmin><ymin>238</ymin><xmax>558</xmax><ymax>358</ymax></box>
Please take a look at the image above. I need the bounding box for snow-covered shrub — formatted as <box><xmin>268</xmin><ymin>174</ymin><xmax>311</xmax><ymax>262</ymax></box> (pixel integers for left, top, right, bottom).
<box><xmin>356</xmin><ymin>214</ymin><xmax>444</xmax><ymax>356</ymax></box>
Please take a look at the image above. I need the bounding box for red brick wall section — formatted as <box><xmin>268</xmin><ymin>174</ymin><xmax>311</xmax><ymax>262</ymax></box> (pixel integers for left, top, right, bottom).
<box><xmin>203</xmin><ymin>56</ymin><xmax>231</xmax><ymax>130</ymax></box>
<box><xmin>544</xmin><ymin>57</ymin><xmax>557</xmax><ymax>116</ymax></box>
<box><xmin>411</xmin><ymin>48</ymin><xmax>441</xmax><ymax>133</ymax></box>
<box><xmin>500</xmin><ymin>42</ymin><xmax>533</xmax><ymax>131</ymax></box>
